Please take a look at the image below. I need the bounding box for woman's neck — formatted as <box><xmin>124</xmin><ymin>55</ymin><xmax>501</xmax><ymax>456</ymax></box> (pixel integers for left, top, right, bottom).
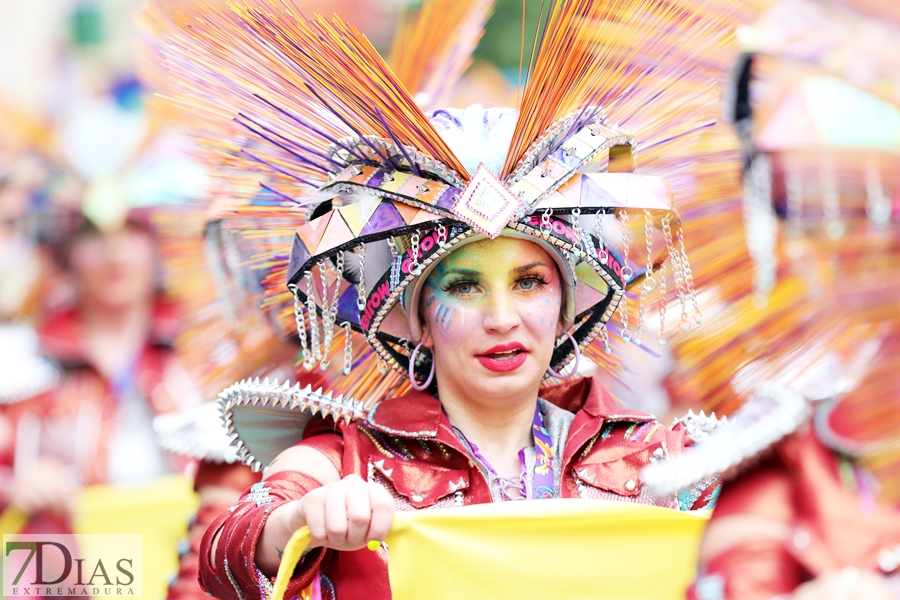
<box><xmin>440</xmin><ymin>389</ymin><xmax>538</xmax><ymax>479</ymax></box>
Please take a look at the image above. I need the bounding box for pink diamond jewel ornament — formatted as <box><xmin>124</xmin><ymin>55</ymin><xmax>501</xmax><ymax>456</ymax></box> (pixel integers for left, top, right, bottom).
<box><xmin>451</xmin><ymin>163</ymin><xmax>526</xmax><ymax>239</ymax></box>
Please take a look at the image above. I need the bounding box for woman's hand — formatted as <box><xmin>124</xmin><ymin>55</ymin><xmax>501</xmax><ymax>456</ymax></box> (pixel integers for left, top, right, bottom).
<box><xmin>792</xmin><ymin>568</ymin><xmax>895</xmax><ymax>600</ymax></box>
<box><xmin>256</xmin><ymin>474</ymin><xmax>395</xmax><ymax>576</ymax></box>
<box><xmin>290</xmin><ymin>474</ymin><xmax>395</xmax><ymax>552</ymax></box>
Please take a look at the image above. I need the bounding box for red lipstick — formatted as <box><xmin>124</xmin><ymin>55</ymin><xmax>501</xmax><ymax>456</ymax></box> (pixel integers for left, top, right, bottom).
<box><xmin>476</xmin><ymin>342</ymin><xmax>528</xmax><ymax>372</ymax></box>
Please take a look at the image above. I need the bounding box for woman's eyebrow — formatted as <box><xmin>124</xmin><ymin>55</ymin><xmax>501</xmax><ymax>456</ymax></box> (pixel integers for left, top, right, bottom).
<box><xmin>441</xmin><ymin>268</ymin><xmax>481</xmax><ymax>278</ymax></box>
<box><xmin>512</xmin><ymin>261</ymin><xmax>552</xmax><ymax>274</ymax></box>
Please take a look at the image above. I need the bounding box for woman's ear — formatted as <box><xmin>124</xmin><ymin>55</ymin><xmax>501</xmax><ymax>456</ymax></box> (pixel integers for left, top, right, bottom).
<box><xmin>419</xmin><ymin>320</ymin><xmax>434</xmax><ymax>349</ymax></box>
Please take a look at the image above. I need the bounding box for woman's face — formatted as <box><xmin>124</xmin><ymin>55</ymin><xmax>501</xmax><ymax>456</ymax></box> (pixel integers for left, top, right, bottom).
<box><xmin>420</xmin><ymin>237</ymin><xmax>564</xmax><ymax>404</ymax></box>
<box><xmin>68</xmin><ymin>224</ymin><xmax>158</xmax><ymax>310</ymax></box>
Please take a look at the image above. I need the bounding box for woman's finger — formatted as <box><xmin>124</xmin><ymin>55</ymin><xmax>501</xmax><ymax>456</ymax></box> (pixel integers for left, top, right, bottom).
<box><xmin>365</xmin><ymin>483</ymin><xmax>395</xmax><ymax>543</ymax></box>
<box><xmin>323</xmin><ymin>487</ymin><xmax>349</xmax><ymax>547</ymax></box>
<box><xmin>344</xmin><ymin>479</ymin><xmax>373</xmax><ymax>546</ymax></box>
<box><xmin>301</xmin><ymin>491</ymin><xmax>328</xmax><ymax>544</ymax></box>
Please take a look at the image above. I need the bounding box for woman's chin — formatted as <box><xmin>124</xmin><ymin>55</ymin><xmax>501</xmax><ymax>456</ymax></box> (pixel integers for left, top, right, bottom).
<box><xmin>465</xmin><ymin>366</ymin><xmax>545</xmax><ymax>400</ymax></box>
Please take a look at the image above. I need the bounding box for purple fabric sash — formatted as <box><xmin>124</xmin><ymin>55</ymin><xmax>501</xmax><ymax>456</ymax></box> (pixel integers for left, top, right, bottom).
<box><xmin>449</xmin><ymin>404</ymin><xmax>555</xmax><ymax>500</ymax></box>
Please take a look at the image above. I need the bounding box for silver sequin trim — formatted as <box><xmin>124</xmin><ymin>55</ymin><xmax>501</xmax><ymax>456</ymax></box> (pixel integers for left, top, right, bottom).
<box><xmin>248</xmin><ymin>482</ymin><xmax>273</xmax><ymax>507</ymax></box>
<box><xmin>223</xmin><ymin>557</ymin><xmax>247</xmax><ymax>600</ymax></box>
<box><xmin>677</xmin><ymin>475</ymin><xmax>720</xmax><ymax>511</ymax></box>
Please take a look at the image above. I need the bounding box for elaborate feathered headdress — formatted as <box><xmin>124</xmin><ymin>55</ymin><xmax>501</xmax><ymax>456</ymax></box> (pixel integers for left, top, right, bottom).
<box><xmin>150</xmin><ymin>0</ymin><xmax>743</xmax><ymax>392</ymax></box>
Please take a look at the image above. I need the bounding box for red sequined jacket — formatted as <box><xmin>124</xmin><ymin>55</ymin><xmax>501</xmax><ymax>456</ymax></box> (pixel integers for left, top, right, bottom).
<box><xmin>200</xmin><ymin>377</ymin><xmax>718</xmax><ymax>600</ymax></box>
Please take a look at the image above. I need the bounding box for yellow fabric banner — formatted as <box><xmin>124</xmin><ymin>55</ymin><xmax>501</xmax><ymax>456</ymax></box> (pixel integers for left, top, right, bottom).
<box><xmin>74</xmin><ymin>474</ymin><xmax>199</xmax><ymax>600</ymax></box>
<box><xmin>1</xmin><ymin>475</ymin><xmax>197</xmax><ymax>599</ymax></box>
<box><xmin>275</xmin><ymin>499</ymin><xmax>709</xmax><ymax>600</ymax></box>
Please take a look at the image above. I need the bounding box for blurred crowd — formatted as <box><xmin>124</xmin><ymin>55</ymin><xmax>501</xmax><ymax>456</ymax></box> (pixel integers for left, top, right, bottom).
<box><xmin>2</xmin><ymin>0</ymin><xmax>900</xmax><ymax>599</ymax></box>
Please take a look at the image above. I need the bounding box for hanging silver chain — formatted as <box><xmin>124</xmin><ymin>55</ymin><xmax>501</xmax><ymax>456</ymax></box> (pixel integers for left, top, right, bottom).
<box><xmin>657</xmin><ymin>263</ymin><xmax>667</xmax><ymax>345</ymax></box>
<box><xmin>634</xmin><ymin>210</ymin><xmax>656</xmax><ymax>346</ymax></box>
<box><xmin>320</xmin><ymin>253</ymin><xmax>344</xmax><ymax>370</ymax></box>
<box><xmin>599</xmin><ymin>325</ymin><xmax>611</xmax><ymax>354</ymax></box>
<box><xmin>618</xmin><ymin>210</ymin><xmax>633</xmax><ymax>342</ymax></box>
<box><xmin>541</xmin><ymin>208</ymin><xmax>553</xmax><ymax>238</ymax></box>
<box><xmin>289</xmin><ymin>283</ymin><xmax>311</xmax><ymax>367</ymax></box>
<box><xmin>595</xmin><ymin>212</ymin><xmax>608</xmax><ymax>265</ymax></box>
<box><xmin>675</xmin><ymin>214</ymin><xmax>702</xmax><ymax>325</ymax></box>
<box><xmin>569</xmin><ymin>208</ymin><xmax>585</xmax><ymax>257</ymax></box>
<box><xmin>305</xmin><ymin>271</ymin><xmax>321</xmax><ymax>365</ymax></box>
<box><xmin>356</xmin><ymin>244</ymin><xmax>367</xmax><ymax>312</ymax></box>
<box><xmin>663</xmin><ymin>213</ymin><xmax>689</xmax><ymax>333</ymax></box>
<box><xmin>342</xmin><ymin>321</ymin><xmax>353</xmax><ymax>375</ymax></box>
<box><xmin>319</xmin><ymin>260</ymin><xmax>332</xmax><ymax>368</ymax></box>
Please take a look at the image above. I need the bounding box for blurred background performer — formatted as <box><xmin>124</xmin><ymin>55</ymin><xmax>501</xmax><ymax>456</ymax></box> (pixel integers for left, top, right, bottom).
<box><xmin>636</xmin><ymin>1</ymin><xmax>900</xmax><ymax>598</ymax></box>
<box><xmin>0</xmin><ymin>3</ymin><xmax>213</xmax><ymax>598</ymax></box>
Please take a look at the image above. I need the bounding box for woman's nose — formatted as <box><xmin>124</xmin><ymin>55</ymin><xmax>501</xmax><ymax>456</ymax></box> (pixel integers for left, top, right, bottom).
<box><xmin>482</xmin><ymin>290</ymin><xmax>522</xmax><ymax>333</ymax></box>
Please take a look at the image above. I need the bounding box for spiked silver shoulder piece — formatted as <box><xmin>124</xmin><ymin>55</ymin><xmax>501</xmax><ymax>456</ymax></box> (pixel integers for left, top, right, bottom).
<box><xmin>641</xmin><ymin>387</ymin><xmax>811</xmax><ymax>497</ymax></box>
<box><xmin>676</xmin><ymin>409</ymin><xmax>729</xmax><ymax>443</ymax></box>
<box><xmin>218</xmin><ymin>378</ymin><xmax>366</xmax><ymax>472</ymax></box>
<box><xmin>154</xmin><ymin>401</ymin><xmax>239</xmax><ymax>464</ymax></box>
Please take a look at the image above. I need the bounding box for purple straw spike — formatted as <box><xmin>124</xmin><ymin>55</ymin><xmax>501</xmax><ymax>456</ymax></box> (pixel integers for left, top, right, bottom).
<box><xmin>639</xmin><ymin>121</ymin><xmax>716</xmax><ymax>152</ymax></box>
<box><xmin>237</xmin><ymin>113</ymin><xmax>346</xmax><ymax>170</ymax></box>
<box><xmin>259</xmin><ymin>182</ymin><xmax>301</xmax><ymax>204</ymax></box>
<box><xmin>374</xmin><ymin>106</ymin><xmax>421</xmax><ymax>177</ymax></box>
<box><xmin>235</xmin><ymin>117</ymin><xmax>332</xmax><ymax>173</ymax></box>
<box><xmin>252</xmin><ymin>93</ymin><xmax>371</xmax><ymax>164</ymax></box>
<box><xmin>241</xmin><ymin>148</ymin><xmax>318</xmax><ymax>187</ymax></box>
<box><xmin>302</xmin><ymin>83</ymin><xmax>397</xmax><ymax>169</ymax></box>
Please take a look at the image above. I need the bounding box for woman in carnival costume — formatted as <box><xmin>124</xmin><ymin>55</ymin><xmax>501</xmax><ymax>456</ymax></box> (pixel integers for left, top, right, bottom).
<box><xmin>641</xmin><ymin>1</ymin><xmax>900</xmax><ymax>598</ymax></box>
<box><xmin>151</xmin><ymin>0</ymin><xmax>758</xmax><ymax>596</ymax></box>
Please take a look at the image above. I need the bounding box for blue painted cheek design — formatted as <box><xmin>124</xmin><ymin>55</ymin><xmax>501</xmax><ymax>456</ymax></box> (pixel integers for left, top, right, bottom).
<box><xmin>434</xmin><ymin>303</ymin><xmax>458</xmax><ymax>331</ymax></box>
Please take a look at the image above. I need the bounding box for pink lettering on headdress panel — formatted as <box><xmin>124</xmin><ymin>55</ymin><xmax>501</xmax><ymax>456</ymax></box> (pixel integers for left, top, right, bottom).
<box><xmin>362</xmin><ymin>280</ymin><xmax>391</xmax><ymax>329</ymax></box>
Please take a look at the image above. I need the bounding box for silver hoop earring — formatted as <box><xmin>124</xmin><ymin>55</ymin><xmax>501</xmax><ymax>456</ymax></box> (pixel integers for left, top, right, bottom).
<box><xmin>546</xmin><ymin>332</ymin><xmax>581</xmax><ymax>380</ymax></box>
<box><xmin>409</xmin><ymin>341</ymin><xmax>435</xmax><ymax>391</ymax></box>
